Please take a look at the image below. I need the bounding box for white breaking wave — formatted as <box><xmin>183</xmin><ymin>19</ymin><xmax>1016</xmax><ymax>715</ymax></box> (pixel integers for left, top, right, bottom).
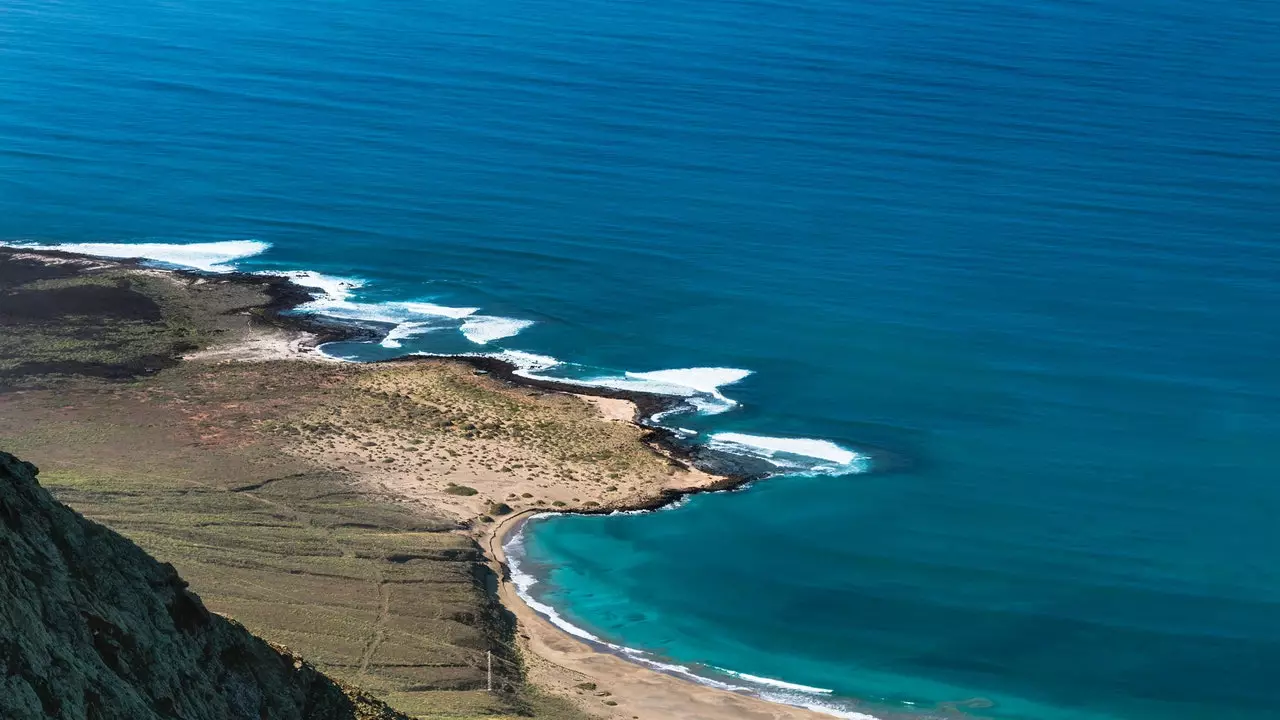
<box><xmin>800</xmin><ymin>707</ymin><xmax>882</xmax><ymax>720</ymax></box>
<box><xmin>594</xmin><ymin>366</ymin><xmax>749</xmax><ymax>399</ymax></box>
<box><xmin>492</xmin><ymin>349</ymin><xmax>563</xmax><ymax>373</ymax></box>
<box><xmin>380</xmin><ymin>322</ymin><xmax>441</xmax><ymax>349</ymax></box>
<box><xmin>1</xmin><ymin>239</ymin><xmax>269</xmax><ymax>272</ymax></box>
<box><xmin>715</xmin><ymin>668</ymin><xmax>833</xmax><ymax>694</ymax></box>
<box><xmin>262</xmin><ymin>268</ymin><xmax>535</xmax><ymax>350</ymax></box>
<box><xmin>273</xmin><ymin>272</ymin><xmax>499</xmax><ymax>350</ymax></box>
<box><xmin>268</xmin><ymin>270</ymin><xmax>364</xmax><ymax>301</ymax></box>
<box><xmin>627</xmin><ymin>367</ymin><xmax>752</xmax><ymax>395</ymax></box>
<box><xmin>707</xmin><ymin>432</ymin><xmax>868</xmax><ymax>475</ymax></box>
<box><xmin>302</xmin><ymin>297</ymin><xmax>479</xmax><ymax>324</ymax></box>
<box><xmin>296</xmin><ymin>294</ymin><xmax>529</xmax><ymax>350</ymax></box>
<box><xmin>538</xmin><ymin>366</ymin><xmax>751</xmax><ymax>416</ymax></box>
<box><xmin>1</xmin><ymin>240</ymin><xmax>538</xmax><ymax>347</ymax></box>
<box><xmin>296</xmin><ymin>293</ymin><xmax>536</xmax><ymax>349</ymax></box>
<box><xmin>410</xmin><ymin>349</ymin><xmax>563</xmax><ymax>373</ymax></box>
<box><xmin>708</xmin><ymin>432</ymin><xmax>857</xmax><ymax>465</ymax></box>
<box><xmin>460</xmin><ymin>315</ymin><xmax>535</xmax><ymax>344</ymax></box>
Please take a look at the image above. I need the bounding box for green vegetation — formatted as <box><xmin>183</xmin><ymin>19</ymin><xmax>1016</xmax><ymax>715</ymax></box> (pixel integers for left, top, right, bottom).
<box><xmin>444</xmin><ymin>484</ymin><xmax>480</xmax><ymax>496</ymax></box>
<box><xmin>0</xmin><ymin>252</ymin><xmax>274</xmax><ymax>388</ymax></box>
<box><xmin>0</xmin><ymin>251</ymin><xmax>592</xmax><ymax>720</ymax></box>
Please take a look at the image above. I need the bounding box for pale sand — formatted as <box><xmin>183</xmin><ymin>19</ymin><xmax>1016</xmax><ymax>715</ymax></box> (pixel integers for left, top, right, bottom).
<box><xmin>485</xmin><ymin>511</ymin><xmax>832</xmax><ymax>720</ymax></box>
<box><xmin>184</xmin><ymin>325</ymin><xmax>332</xmax><ymax>363</ymax></box>
<box><xmin>189</xmin><ymin>323</ymin><xmax>830</xmax><ymax>720</ymax></box>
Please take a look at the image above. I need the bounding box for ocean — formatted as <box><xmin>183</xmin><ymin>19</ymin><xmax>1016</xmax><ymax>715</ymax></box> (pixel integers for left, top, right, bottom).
<box><xmin>2</xmin><ymin>0</ymin><xmax>1278</xmax><ymax>717</ymax></box>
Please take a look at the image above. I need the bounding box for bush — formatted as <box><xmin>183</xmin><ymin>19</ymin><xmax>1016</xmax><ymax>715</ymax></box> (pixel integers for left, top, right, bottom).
<box><xmin>487</xmin><ymin>502</ymin><xmax>513</xmax><ymax>516</ymax></box>
<box><xmin>444</xmin><ymin>485</ymin><xmax>478</xmax><ymax>496</ymax></box>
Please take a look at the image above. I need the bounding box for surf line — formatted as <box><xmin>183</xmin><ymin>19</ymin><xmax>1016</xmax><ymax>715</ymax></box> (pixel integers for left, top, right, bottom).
<box><xmin>0</xmin><ymin>239</ymin><xmax>875</xmax><ymax>479</ymax></box>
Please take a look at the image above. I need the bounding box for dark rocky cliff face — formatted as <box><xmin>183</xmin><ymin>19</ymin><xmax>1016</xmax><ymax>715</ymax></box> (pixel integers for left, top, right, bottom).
<box><xmin>0</xmin><ymin>451</ymin><xmax>408</xmax><ymax>720</ymax></box>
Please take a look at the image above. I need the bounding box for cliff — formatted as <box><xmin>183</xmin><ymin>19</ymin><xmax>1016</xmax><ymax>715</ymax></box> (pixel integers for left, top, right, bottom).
<box><xmin>0</xmin><ymin>451</ymin><xmax>409</xmax><ymax>720</ymax></box>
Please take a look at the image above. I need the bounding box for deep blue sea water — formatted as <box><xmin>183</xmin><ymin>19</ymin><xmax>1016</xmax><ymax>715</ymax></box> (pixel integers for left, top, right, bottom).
<box><xmin>3</xmin><ymin>0</ymin><xmax>1279</xmax><ymax>717</ymax></box>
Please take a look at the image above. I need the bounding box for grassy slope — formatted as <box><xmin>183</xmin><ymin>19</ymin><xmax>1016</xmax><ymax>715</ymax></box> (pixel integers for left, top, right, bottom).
<box><xmin>0</xmin><ymin>253</ymin><xmax>588</xmax><ymax>720</ymax></box>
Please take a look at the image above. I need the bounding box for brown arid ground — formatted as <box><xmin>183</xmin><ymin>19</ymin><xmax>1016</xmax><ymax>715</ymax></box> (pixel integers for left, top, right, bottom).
<box><xmin>0</xmin><ymin>249</ymin><xmax>829</xmax><ymax>720</ymax></box>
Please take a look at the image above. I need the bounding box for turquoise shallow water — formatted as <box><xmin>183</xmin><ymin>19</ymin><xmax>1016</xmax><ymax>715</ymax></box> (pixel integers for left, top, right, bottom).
<box><xmin>3</xmin><ymin>0</ymin><xmax>1279</xmax><ymax>717</ymax></box>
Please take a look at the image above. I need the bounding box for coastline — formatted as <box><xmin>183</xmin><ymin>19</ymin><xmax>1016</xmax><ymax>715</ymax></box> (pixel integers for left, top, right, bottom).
<box><xmin>485</xmin><ymin>509</ymin><xmax>842</xmax><ymax>720</ymax></box>
<box><xmin>1</xmin><ymin>246</ymin><xmax>838</xmax><ymax>719</ymax></box>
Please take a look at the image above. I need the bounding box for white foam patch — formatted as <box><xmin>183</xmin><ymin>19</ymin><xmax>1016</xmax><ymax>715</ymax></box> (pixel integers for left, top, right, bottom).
<box><xmin>715</xmin><ymin>668</ymin><xmax>833</xmax><ymax>694</ymax></box>
<box><xmin>708</xmin><ymin>432</ymin><xmax>857</xmax><ymax>465</ymax></box>
<box><xmin>380</xmin><ymin>322</ymin><xmax>441</xmax><ymax>349</ymax></box>
<box><xmin>801</xmin><ymin>706</ymin><xmax>882</xmax><ymax>720</ymax></box>
<box><xmin>493</xmin><ymin>350</ymin><xmax>563</xmax><ymax>373</ymax></box>
<box><xmin>314</xmin><ymin>345</ymin><xmax>360</xmax><ymax>362</ymax></box>
<box><xmin>534</xmin><ymin>367</ymin><xmax>750</xmax><ymax>417</ymax></box>
<box><xmin>269</xmin><ymin>270</ymin><xmax>532</xmax><ymax>349</ymax></box>
<box><xmin>626</xmin><ymin>367</ymin><xmax>752</xmax><ymax>395</ymax></box>
<box><xmin>460</xmin><ymin>315</ymin><xmax>535</xmax><ymax>344</ymax></box>
<box><xmin>707</xmin><ymin>432</ymin><xmax>868</xmax><ymax>475</ymax></box>
<box><xmin>300</xmin><ymin>296</ymin><xmax>477</xmax><ymax>327</ymax></box>
<box><xmin>269</xmin><ymin>270</ymin><xmax>363</xmax><ymax>302</ymax></box>
<box><xmin>295</xmin><ymin>291</ymin><xmax>500</xmax><ymax>352</ymax></box>
<box><xmin>1</xmin><ymin>240</ymin><xmax>268</xmax><ymax>272</ymax></box>
<box><xmin>409</xmin><ymin>349</ymin><xmax>563</xmax><ymax>373</ymax></box>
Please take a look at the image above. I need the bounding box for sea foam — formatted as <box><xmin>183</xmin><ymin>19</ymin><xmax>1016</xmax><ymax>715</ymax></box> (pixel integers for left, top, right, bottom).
<box><xmin>1</xmin><ymin>240</ymin><xmax>538</xmax><ymax>348</ymax></box>
<box><xmin>460</xmin><ymin>315</ymin><xmax>535</xmax><ymax>344</ymax></box>
<box><xmin>269</xmin><ymin>270</ymin><xmax>364</xmax><ymax>301</ymax></box>
<box><xmin>1</xmin><ymin>239</ymin><xmax>269</xmax><ymax>272</ymax></box>
<box><xmin>715</xmin><ymin>668</ymin><xmax>833</xmax><ymax>694</ymax></box>
<box><xmin>539</xmin><ymin>366</ymin><xmax>751</xmax><ymax>416</ymax></box>
<box><xmin>707</xmin><ymin>432</ymin><xmax>868</xmax><ymax>475</ymax></box>
<box><xmin>380</xmin><ymin>322</ymin><xmax>440</xmax><ymax>348</ymax></box>
<box><xmin>626</xmin><ymin>367</ymin><xmax>752</xmax><ymax>395</ymax></box>
<box><xmin>493</xmin><ymin>349</ymin><xmax>563</xmax><ymax>373</ymax></box>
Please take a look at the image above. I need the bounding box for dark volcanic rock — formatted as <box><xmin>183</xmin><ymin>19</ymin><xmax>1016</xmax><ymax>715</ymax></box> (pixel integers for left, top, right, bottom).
<box><xmin>0</xmin><ymin>451</ymin><xmax>408</xmax><ymax>720</ymax></box>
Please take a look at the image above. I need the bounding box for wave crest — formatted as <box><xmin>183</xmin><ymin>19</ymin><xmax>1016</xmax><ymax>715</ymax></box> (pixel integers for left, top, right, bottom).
<box><xmin>1</xmin><ymin>239</ymin><xmax>269</xmax><ymax>273</ymax></box>
<box><xmin>707</xmin><ymin>432</ymin><xmax>869</xmax><ymax>475</ymax></box>
<box><xmin>460</xmin><ymin>315</ymin><xmax>535</xmax><ymax>344</ymax></box>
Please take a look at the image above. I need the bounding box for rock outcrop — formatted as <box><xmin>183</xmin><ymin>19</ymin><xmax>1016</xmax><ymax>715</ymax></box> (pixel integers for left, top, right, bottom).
<box><xmin>0</xmin><ymin>451</ymin><xmax>409</xmax><ymax>720</ymax></box>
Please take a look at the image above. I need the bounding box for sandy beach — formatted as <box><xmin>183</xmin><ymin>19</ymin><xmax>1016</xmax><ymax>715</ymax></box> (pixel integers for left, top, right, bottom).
<box><xmin>485</xmin><ymin>510</ymin><xmax>838</xmax><ymax>720</ymax></box>
<box><xmin>256</xmin><ymin>356</ymin><xmax>833</xmax><ymax>718</ymax></box>
<box><xmin>1</xmin><ymin>247</ymin><xmax>834</xmax><ymax>720</ymax></box>
<box><xmin>179</xmin><ymin>300</ymin><xmax>834</xmax><ymax>719</ymax></box>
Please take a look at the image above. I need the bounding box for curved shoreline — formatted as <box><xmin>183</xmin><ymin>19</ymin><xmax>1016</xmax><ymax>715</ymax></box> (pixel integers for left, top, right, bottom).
<box><xmin>5</xmin><ymin>246</ymin><xmax>867</xmax><ymax>719</ymax></box>
<box><xmin>485</xmin><ymin>508</ymin><xmax>848</xmax><ymax>720</ymax></box>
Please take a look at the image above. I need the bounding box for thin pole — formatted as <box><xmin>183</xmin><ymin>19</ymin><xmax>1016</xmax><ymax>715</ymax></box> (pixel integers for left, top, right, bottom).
<box><xmin>487</xmin><ymin>650</ymin><xmax>493</xmax><ymax>692</ymax></box>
